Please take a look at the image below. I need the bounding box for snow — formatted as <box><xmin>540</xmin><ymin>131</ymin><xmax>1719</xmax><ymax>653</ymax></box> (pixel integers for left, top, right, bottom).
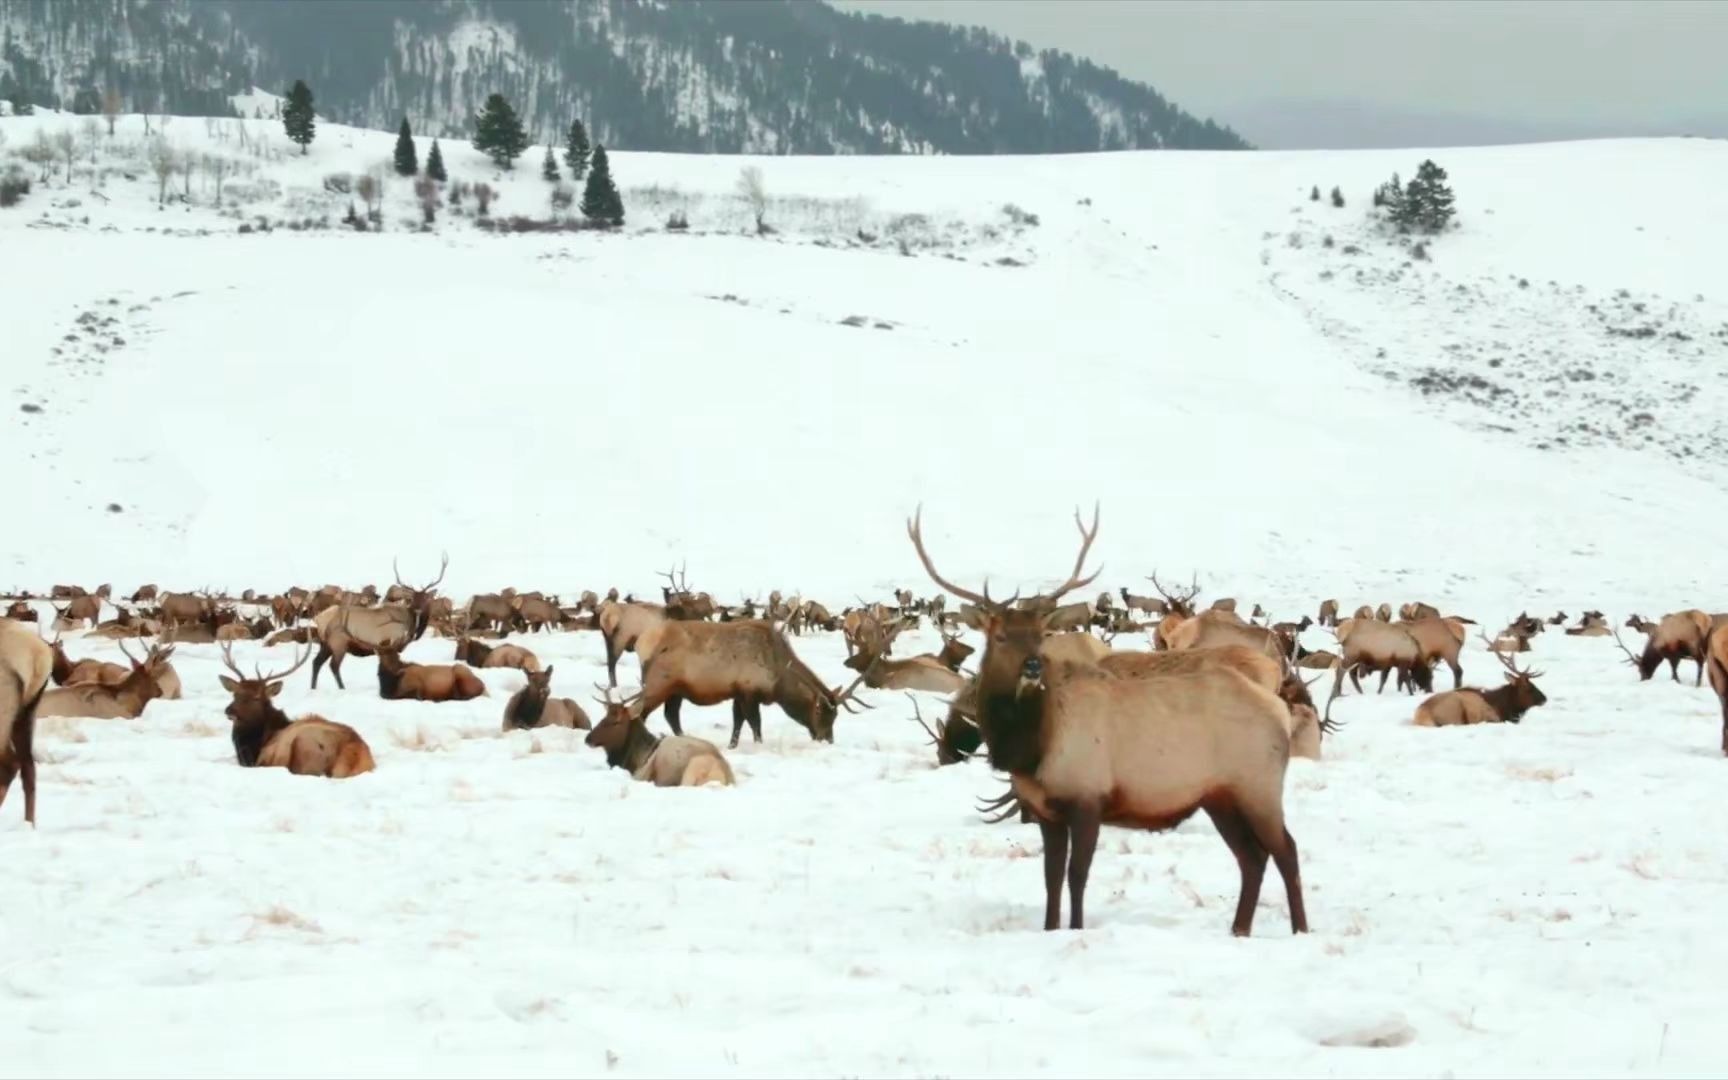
<box><xmin>4</xmin><ymin>108</ymin><xmax>1728</xmax><ymax>1076</ymax></box>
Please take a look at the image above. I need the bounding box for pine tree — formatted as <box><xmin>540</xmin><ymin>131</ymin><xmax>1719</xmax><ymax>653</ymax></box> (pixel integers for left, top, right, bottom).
<box><xmin>541</xmin><ymin>143</ymin><xmax>560</xmax><ymax>182</ymax></box>
<box><xmin>425</xmin><ymin>139</ymin><xmax>447</xmax><ymax>182</ymax></box>
<box><xmin>472</xmin><ymin>93</ymin><xmax>529</xmax><ymax>168</ymax></box>
<box><xmin>1330</xmin><ymin>185</ymin><xmax>1344</xmax><ymax>208</ymax></box>
<box><xmin>1309</xmin><ymin>184</ymin><xmax>1320</xmax><ymax>201</ymax></box>
<box><xmin>1406</xmin><ymin>158</ymin><xmax>1455</xmax><ymax>233</ymax></box>
<box><xmin>564</xmin><ymin>118</ymin><xmax>591</xmax><ymax>180</ymax></box>
<box><xmin>580</xmin><ymin>144</ymin><xmax>624</xmax><ymax>227</ymax></box>
<box><xmin>394</xmin><ymin>118</ymin><xmax>418</xmax><ymax>176</ymax></box>
<box><xmin>282</xmin><ymin>80</ymin><xmax>316</xmax><ymax>155</ymax></box>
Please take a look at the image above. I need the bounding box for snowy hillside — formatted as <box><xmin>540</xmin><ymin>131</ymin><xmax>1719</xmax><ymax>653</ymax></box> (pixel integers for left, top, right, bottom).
<box><xmin>5</xmin><ymin>110</ymin><xmax>1728</xmax><ymax>1078</ymax></box>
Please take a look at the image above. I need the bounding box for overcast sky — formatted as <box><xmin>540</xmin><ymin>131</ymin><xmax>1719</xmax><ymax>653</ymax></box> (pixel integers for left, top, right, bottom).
<box><xmin>830</xmin><ymin>0</ymin><xmax>1728</xmax><ymax>148</ymax></box>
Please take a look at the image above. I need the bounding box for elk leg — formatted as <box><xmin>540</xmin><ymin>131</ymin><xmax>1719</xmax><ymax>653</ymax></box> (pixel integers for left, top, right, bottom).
<box><xmin>1039</xmin><ymin>818</ymin><xmax>1068</xmax><ymax>931</ymax></box>
<box><xmin>730</xmin><ymin>697</ymin><xmax>747</xmax><ymax>748</ymax></box>
<box><xmin>1349</xmin><ymin>664</ymin><xmax>1364</xmax><ymax>693</ymax></box>
<box><xmin>1669</xmin><ymin>655</ymin><xmax>1681</xmax><ymax>683</ymax></box>
<box><xmin>1697</xmin><ymin>657</ymin><xmax>1707</xmax><ymax>689</ymax></box>
<box><xmin>1205</xmin><ymin>805</ymin><xmax>1268</xmax><ymax>938</ymax></box>
<box><xmin>1065</xmin><ymin>805</ymin><xmax>1102</xmax><ymax>930</ymax></box>
<box><xmin>747</xmin><ymin>698</ymin><xmax>764</xmax><ymax>743</ymax></box>
<box><xmin>603</xmin><ymin>634</ymin><xmax>619</xmax><ymax>688</ymax></box>
<box><xmin>1244</xmin><ymin>817</ymin><xmax>1309</xmax><ymax>935</ymax></box>
<box><xmin>14</xmin><ymin>692</ymin><xmax>37</xmax><ymax>826</ymax></box>
<box><xmin>1376</xmin><ymin>667</ymin><xmax>1391</xmax><ymax>694</ymax></box>
<box><xmin>664</xmin><ymin>695</ymin><xmax>685</xmax><ymax>737</ymax></box>
<box><xmin>1449</xmin><ymin>658</ymin><xmax>1463</xmax><ymax>689</ymax></box>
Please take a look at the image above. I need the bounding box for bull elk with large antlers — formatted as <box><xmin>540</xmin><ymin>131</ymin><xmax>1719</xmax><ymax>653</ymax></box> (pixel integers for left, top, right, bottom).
<box><xmin>1413</xmin><ymin>638</ymin><xmax>1547</xmax><ymax>727</ymax></box>
<box><xmin>907</xmin><ymin>503</ymin><xmax>1308</xmax><ymax>937</ymax></box>
<box><xmin>0</xmin><ymin>619</ymin><xmax>52</xmax><ymax>825</ymax></box>
<box><xmin>310</xmin><ymin>553</ymin><xmax>448</xmax><ymax>690</ymax></box>
<box><xmin>1615</xmin><ymin>611</ymin><xmax>1711</xmax><ymax>685</ymax></box>
<box><xmin>36</xmin><ymin>638</ymin><xmax>167</xmax><ymax>720</ymax></box>
<box><xmin>218</xmin><ymin>642</ymin><xmax>376</xmax><ymax>778</ymax></box>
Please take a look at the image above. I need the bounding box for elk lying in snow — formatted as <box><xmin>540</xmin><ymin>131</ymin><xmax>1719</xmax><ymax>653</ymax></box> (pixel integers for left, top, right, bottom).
<box><xmin>5</xmin><ymin>600</ymin><xmax>37</xmax><ymax>623</ymax></box>
<box><xmin>218</xmin><ymin>642</ymin><xmax>375</xmax><ymax>778</ymax></box>
<box><xmin>1547</xmin><ymin>611</ymin><xmax>1568</xmax><ymax>626</ymax></box>
<box><xmin>623</xmin><ymin>619</ymin><xmax>872</xmax><ymax>748</ymax></box>
<box><xmin>1615</xmin><ymin>611</ymin><xmax>1711</xmax><ymax>685</ymax></box>
<box><xmin>501</xmin><ymin>667</ymin><xmax>590</xmax><ymax>732</ymax></box>
<box><xmin>586</xmin><ymin>694</ymin><xmax>735</xmax><ymax>787</ymax></box>
<box><xmin>841</xmin><ymin>620</ymin><xmax>969</xmax><ymax>696</ymax></box>
<box><xmin>1565</xmin><ymin>610</ymin><xmax>1610</xmax><ymax>637</ymax></box>
<box><xmin>311</xmin><ymin>554</ymin><xmax>447</xmax><ymax>689</ymax></box>
<box><xmin>129</xmin><ymin>584</ymin><xmax>158</xmax><ymax>603</ymax></box>
<box><xmin>1413</xmin><ymin>641</ymin><xmax>1547</xmax><ymax>727</ymax></box>
<box><xmin>0</xmin><ymin>619</ymin><xmax>52</xmax><ymax>825</ymax></box>
<box><xmin>374</xmin><ymin>645</ymin><xmax>486</xmax><ymax>702</ymax></box>
<box><xmin>265</xmin><ymin>627</ymin><xmax>319</xmax><ymax>647</ymax></box>
<box><xmin>597</xmin><ymin>600</ymin><xmax>669</xmax><ymax>688</ymax></box>
<box><xmin>1491</xmin><ymin>613</ymin><xmax>1543</xmax><ymax>654</ymax></box>
<box><xmin>907</xmin><ymin>503</ymin><xmax>1308</xmax><ymax>937</ymax></box>
<box><xmin>910</xmin><ymin>688</ymin><xmax>983</xmax><ymax>767</ymax></box>
<box><xmin>453</xmin><ymin>633</ymin><xmax>542</xmax><ymax>673</ymax></box>
<box><xmin>37</xmin><ymin>640</ymin><xmax>167</xmax><ymax>720</ymax></box>
<box><xmin>1702</xmin><ymin>625</ymin><xmax>1728</xmax><ymax>756</ymax></box>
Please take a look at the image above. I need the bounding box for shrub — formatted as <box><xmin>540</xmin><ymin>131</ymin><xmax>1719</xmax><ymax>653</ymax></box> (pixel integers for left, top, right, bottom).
<box><xmin>0</xmin><ymin>169</ymin><xmax>30</xmax><ymax>208</ymax></box>
<box><xmin>1002</xmin><ymin>203</ymin><xmax>1040</xmax><ymax>227</ymax></box>
<box><xmin>323</xmin><ymin>172</ymin><xmax>352</xmax><ymax>194</ymax></box>
<box><xmin>665</xmin><ymin>209</ymin><xmax>689</xmax><ymax>231</ymax></box>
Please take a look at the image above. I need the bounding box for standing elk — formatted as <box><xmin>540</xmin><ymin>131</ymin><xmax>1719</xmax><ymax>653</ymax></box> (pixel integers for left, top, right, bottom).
<box><xmin>514</xmin><ymin>594</ymin><xmax>562</xmax><ymax>633</ymax></box>
<box><xmin>0</xmin><ymin>619</ymin><xmax>52</xmax><ymax>825</ymax></box>
<box><xmin>1397</xmin><ymin>616</ymin><xmax>1468</xmax><ymax>689</ymax></box>
<box><xmin>1323</xmin><ymin>618</ymin><xmax>1434</xmax><ymax>726</ymax></box>
<box><xmin>311</xmin><ymin>554</ymin><xmax>447</xmax><ymax>690</ymax></box>
<box><xmin>1702</xmin><ymin>624</ymin><xmax>1728</xmax><ymax>756</ymax></box>
<box><xmin>1317</xmin><ymin>599</ymin><xmax>1339</xmax><ymax>628</ymax></box>
<box><xmin>218</xmin><ymin>641</ymin><xmax>375</xmax><ymax>778</ymax></box>
<box><xmin>465</xmin><ymin>593</ymin><xmax>517</xmax><ymax>634</ymax></box>
<box><xmin>597</xmin><ymin>600</ymin><xmax>670</xmax><ymax>688</ymax></box>
<box><xmin>1615</xmin><ymin>611</ymin><xmax>1712</xmax><ymax>685</ymax></box>
<box><xmin>622</xmin><ymin>619</ymin><xmax>872</xmax><ymax>748</ymax></box>
<box><xmin>1413</xmin><ymin>640</ymin><xmax>1547</xmax><ymax>727</ymax></box>
<box><xmin>374</xmin><ymin>645</ymin><xmax>486</xmax><ymax>703</ymax></box>
<box><xmin>586</xmin><ymin>692</ymin><xmax>735</xmax><ymax>787</ymax></box>
<box><xmin>502</xmin><ymin>667</ymin><xmax>590</xmax><ymax>731</ymax></box>
<box><xmin>129</xmin><ymin>584</ymin><xmax>159</xmax><ymax>603</ymax></box>
<box><xmin>907</xmin><ymin>503</ymin><xmax>1308</xmax><ymax>938</ymax></box>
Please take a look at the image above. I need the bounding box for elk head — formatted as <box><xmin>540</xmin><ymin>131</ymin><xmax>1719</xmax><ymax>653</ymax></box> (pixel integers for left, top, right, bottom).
<box><xmin>1484</xmin><ymin>632</ymin><xmax>1547</xmax><ymax>718</ymax></box>
<box><xmin>393</xmin><ymin>551</ymin><xmax>450</xmax><ymax>640</ymax></box>
<box><xmin>906</xmin><ymin>502</ymin><xmax>1102</xmax><ymax>719</ymax></box>
<box><xmin>218</xmin><ymin>638</ymin><xmax>314</xmax><ymax>766</ymax></box>
<box><xmin>1147</xmin><ymin>571</ymin><xmax>1200</xmax><ymax>619</ymax></box>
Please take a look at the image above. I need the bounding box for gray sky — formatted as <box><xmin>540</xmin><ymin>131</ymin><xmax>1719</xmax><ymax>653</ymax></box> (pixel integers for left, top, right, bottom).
<box><xmin>830</xmin><ymin>0</ymin><xmax>1728</xmax><ymax>148</ymax></box>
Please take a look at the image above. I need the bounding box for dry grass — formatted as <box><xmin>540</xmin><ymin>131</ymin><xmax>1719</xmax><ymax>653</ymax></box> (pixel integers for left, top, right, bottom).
<box><xmin>389</xmin><ymin>723</ymin><xmax>458</xmax><ymax>752</ymax></box>
<box><xmin>247</xmin><ymin>904</ymin><xmax>322</xmax><ymax>936</ymax></box>
<box><xmin>1506</xmin><ymin>764</ymin><xmax>1574</xmax><ymax>782</ymax></box>
<box><xmin>1623</xmin><ymin>852</ymin><xmax>1662</xmax><ymax>880</ymax></box>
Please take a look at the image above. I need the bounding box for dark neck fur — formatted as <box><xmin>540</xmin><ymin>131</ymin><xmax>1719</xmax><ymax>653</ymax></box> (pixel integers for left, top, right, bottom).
<box><xmin>507</xmin><ymin>689</ymin><xmax>546</xmax><ymax>728</ymax></box>
<box><xmin>233</xmin><ymin>705</ymin><xmax>290</xmax><ymax>767</ymax></box>
<box><xmin>1478</xmin><ymin>684</ymin><xmax>1533</xmax><ymax>723</ymax></box>
<box><xmin>376</xmin><ymin>662</ymin><xmax>404</xmax><ymax>698</ymax></box>
<box><xmin>608</xmin><ymin>722</ymin><xmax>662</xmax><ymax>772</ymax></box>
<box><xmin>977</xmin><ymin>685</ymin><xmax>1046</xmax><ymax>775</ymax></box>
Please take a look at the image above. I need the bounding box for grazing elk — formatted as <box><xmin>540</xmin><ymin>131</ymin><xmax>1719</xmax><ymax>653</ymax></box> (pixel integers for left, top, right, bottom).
<box><xmin>907</xmin><ymin>503</ymin><xmax>1308</xmax><ymax>938</ymax></box>
<box><xmin>585</xmin><ymin>693</ymin><xmax>735</xmax><ymax>787</ymax></box>
<box><xmin>1323</xmin><ymin>618</ymin><xmax>1434</xmax><ymax>725</ymax></box>
<box><xmin>1615</xmin><ymin>611</ymin><xmax>1711</xmax><ymax>685</ymax></box>
<box><xmin>453</xmin><ymin>632</ymin><xmax>542</xmax><ymax>673</ymax></box>
<box><xmin>374</xmin><ymin>645</ymin><xmax>486</xmax><ymax>702</ymax></box>
<box><xmin>1397</xmin><ymin>616</ymin><xmax>1468</xmax><ymax>689</ymax></box>
<box><xmin>597</xmin><ymin>600</ymin><xmax>669</xmax><ymax>688</ymax></box>
<box><xmin>218</xmin><ymin>642</ymin><xmax>376</xmax><ymax>778</ymax></box>
<box><xmin>501</xmin><ymin>666</ymin><xmax>590</xmax><ymax>731</ymax></box>
<box><xmin>1702</xmin><ymin>624</ymin><xmax>1728</xmax><ymax>756</ymax></box>
<box><xmin>513</xmin><ymin>594</ymin><xmax>562</xmax><ymax>633</ymax></box>
<box><xmin>311</xmin><ymin>554</ymin><xmax>447</xmax><ymax>690</ymax></box>
<box><xmin>622</xmin><ymin>619</ymin><xmax>872</xmax><ymax>748</ymax></box>
<box><xmin>1413</xmin><ymin>640</ymin><xmax>1547</xmax><ymax>728</ymax></box>
<box><xmin>0</xmin><ymin>619</ymin><xmax>52</xmax><ymax>825</ymax></box>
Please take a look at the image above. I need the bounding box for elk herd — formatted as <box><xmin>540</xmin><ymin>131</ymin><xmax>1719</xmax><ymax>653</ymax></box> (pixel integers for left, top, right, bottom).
<box><xmin>3</xmin><ymin>512</ymin><xmax>1726</xmax><ymax>939</ymax></box>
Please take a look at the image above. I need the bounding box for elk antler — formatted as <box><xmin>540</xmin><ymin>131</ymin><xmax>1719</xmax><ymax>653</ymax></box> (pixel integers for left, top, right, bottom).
<box><xmin>395</xmin><ymin>551</ymin><xmax>450</xmax><ymax>593</ymax></box>
<box><xmin>1483</xmin><ymin>631</ymin><xmax>1543</xmax><ymax>680</ymax></box>
<box><xmin>1608</xmin><ymin>625</ymin><xmax>1642</xmax><ymax>669</ymax></box>
<box><xmin>1038</xmin><ymin>502</ymin><xmax>1104</xmax><ymax>607</ymax></box>
<box><xmin>116</xmin><ymin>637</ymin><xmax>142</xmax><ymax>667</ymax></box>
<box><xmin>906</xmin><ymin>505</ymin><xmax>995</xmax><ymax>609</ymax></box>
<box><xmin>1147</xmin><ymin>570</ymin><xmax>1201</xmax><ymax>609</ymax></box>
<box><xmin>219</xmin><ymin>637</ymin><xmax>313</xmax><ymax>685</ymax></box>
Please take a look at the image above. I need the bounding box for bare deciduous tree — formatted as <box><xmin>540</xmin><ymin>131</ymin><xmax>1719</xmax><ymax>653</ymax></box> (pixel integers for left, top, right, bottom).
<box><xmin>148</xmin><ymin>139</ymin><xmax>177</xmax><ymax>206</ymax></box>
<box><xmin>53</xmin><ymin>128</ymin><xmax>76</xmax><ymax>184</ymax></box>
<box><xmin>473</xmin><ymin>182</ymin><xmax>494</xmax><ymax>216</ymax></box>
<box><xmin>413</xmin><ymin>176</ymin><xmax>439</xmax><ymax>224</ymax></box>
<box><xmin>22</xmin><ymin>131</ymin><xmax>57</xmax><ymax>182</ymax></box>
<box><xmin>355</xmin><ymin>172</ymin><xmax>381</xmax><ymax>222</ymax></box>
<box><xmin>203</xmin><ymin>153</ymin><xmax>232</xmax><ymax>205</ymax></box>
<box><xmin>737</xmin><ymin>165</ymin><xmax>768</xmax><ymax>234</ymax></box>
<box><xmin>101</xmin><ymin>88</ymin><xmax>121</xmax><ymax>136</ymax></box>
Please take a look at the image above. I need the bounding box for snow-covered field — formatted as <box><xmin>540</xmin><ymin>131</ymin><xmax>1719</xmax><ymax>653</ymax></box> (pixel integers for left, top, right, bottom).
<box><xmin>4</xmin><ymin>102</ymin><xmax>1728</xmax><ymax>1077</ymax></box>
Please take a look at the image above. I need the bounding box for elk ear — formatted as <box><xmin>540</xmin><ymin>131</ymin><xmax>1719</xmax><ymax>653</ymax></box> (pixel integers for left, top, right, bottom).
<box><xmin>218</xmin><ymin>675</ymin><xmax>240</xmax><ymax>693</ymax></box>
<box><xmin>266</xmin><ymin>680</ymin><xmax>285</xmax><ymax>698</ymax></box>
<box><xmin>543</xmin><ymin>664</ymin><xmax>554</xmax><ymax>677</ymax></box>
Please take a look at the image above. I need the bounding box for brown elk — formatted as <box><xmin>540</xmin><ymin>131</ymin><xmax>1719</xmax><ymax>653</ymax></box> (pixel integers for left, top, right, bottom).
<box><xmin>1375</xmin><ymin>602</ymin><xmax>1393</xmax><ymax>621</ymax></box>
<box><xmin>1701</xmin><ymin>625</ymin><xmax>1728</xmax><ymax>756</ymax></box>
<box><xmin>1317</xmin><ymin>599</ymin><xmax>1339</xmax><ymax>628</ymax></box>
<box><xmin>623</xmin><ymin>620</ymin><xmax>872</xmax><ymax>748</ymax></box>
<box><xmin>453</xmin><ymin>632</ymin><xmax>542</xmax><ymax>673</ymax></box>
<box><xmin>1323</xmin><ymin>618</ymin><xmax>1434</xmax><ymax>725</ymax></box>
<box><xmin>0</xmin><ymin>619</ymin><xmax>52</xmax><ymax>825</ymax></box>
<box><xmin>597</xmin><ymin>600</ymin><xmax>669</xmax><ymax>688</ymax></box>
<box><xmin>1400</xmin><ymin>601</ymin><xmax>1440</xmax><ymax>621</ymax></box>
<box><xmin>270</xmin><ymin>594</ymin><xmax>299</xmax><ymax>628</ymax></box>
<box><xmin>5</xmin><ymin>600</ymin><xmax>37</xmax><ymax>623</ymax></box>
<box><xmin>501</xmin><ymin>666</ymin><xmax>590</xmax><ymax>731</ymax></box>
<box><xmin>1491</xmin><ymin>613</ymin><xmax>1543</xmax><ymax>654</ymax></box>
<box><xmin>1091</xmin><ymin>646</ymin><xmax>1328</xmax><ymax>760</ymax></box>
<box><xmin>1547</xmin><ymin>611</ymin><xmax>1568</xmax><ymax>626</ymax></box>
<box><xmin>1413</xmin><ymin>640</ymin><xmax>1547</xmax><ymax>728</ymax></box>
<box><xmin>36</xmin><ymin>639</ymin><xmax>167</xmax><ymax>720</ymax></box>
<box><xmin>585</xmin><ymin>694</ymin><xmax>735</xmax><ymax>787</ymax></box>
<box><xmin>310</xmin><ymin>554</ymin><xmax>447</xmax><ymax>689</ymax></box>
<box><xmin>907</xmin><ymin>503</ymin><xmax>1308</xmax><ymax>938</ymax></box>
<box><xmin>56</xmin><ymin>594</ymin><xmax>102</xmax><ymax>627</ymax></box>
<box><xmin>129</xmin><ymin>584</ymin><xmax>158</xmax><ymax>603</ymax></box>
<box><xmin>265</xmin><ymin>627</ymin><xmax>319</xmax><ymax>647</ymax></box>
<box><xmin>50</xmin><ymin>584</ymin><xmax>88</xmax><ymax>599</ymax></box>
<box><xmin>374</xmin><ymin>645</ymin><xmax>486</xmax><ymax>702</ymax></box>
<box><xmin>841</xmin><ymin>620</ymin><xmax>969</xmax><ymax>696</ymax></box>
<box><xmin>1614</xmin><ymin>611</ymin><xmax>1711</xmax><ymax>685</ymax></box>
<box><xmin>909</xmin><ymin>688</ymin><xmax>984</xmax><ymax>767</ymax></box>
<box><xmin>1396</xmin><ymin>616</ymin><xmax>1467</xmax><ymax>689</ymax></box>
<box><xmin>50</xmin><ymin>637</ymin><xmax>181</xmax><ymax>700</ymax></box>
<box><xmin>158</xmin><ymin>590</ymin><xmax>214</xmax><ymax>629</ymax></box>
<box><xmin>218</xmin><ymin>641</ymin><xmax>376</xmax><ymax>778</ymax></box>
<box><xmin>1564</xmin><ymin>610</ymin><xmax>1610</xmax><ymax>637</ymax></box>
<box><xmin>513</xmin><ymin>594</ymin><xmax>562</xmax><ymax>633</ymax></box>
<box><xmin>936</xmin><ymin>627</ymin><xmax>975</xmax><ymax>671</ymax></box>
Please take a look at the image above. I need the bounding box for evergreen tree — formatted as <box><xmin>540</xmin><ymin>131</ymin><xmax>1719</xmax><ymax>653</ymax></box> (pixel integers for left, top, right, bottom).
<box><xmin>1309</xmin><ymin>184</ymin><xmax>1319</xmax><ymax>201</ymax></box>
<box><xmin>394</xmin><ymin>118</ymin><xmax>418</xmax><ymax>176</ymax></box>
<box><xmin>1330</xmin><ymin>185</ymin><xmax>1344</xmax><ymax>208</ymax></box>
<box><xmin>580</xmin><ymin>144</ymin><xmax>624</xmax><ymax>226</ymax></box>
<box><xmin>425</xmin><ymin>139</ymin><xmax>447</xmax><ymax>182</ymax></box>
<box><xmin>1403</xmin><ymin>158</ymin><xmax>1455</xmax><ymax>233</ymax></box>
<box><xmin>564</xmin><ymin>118</ymin><xmax>591</xmax><ymax>180</ymax></box>
<box><xmin>473</xmin><ymin>93</ymin><xmax>529</xmax><ymax>168</ymax></box>
<box><xmin>282</xmin><ymin>79</ymin><xmax>315</xmax><ymax>155</ymax></box>
<box><xmin>541</xmin><ymin>143</ymin><xmax>560</xmax><ymax>182</ymax></box>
